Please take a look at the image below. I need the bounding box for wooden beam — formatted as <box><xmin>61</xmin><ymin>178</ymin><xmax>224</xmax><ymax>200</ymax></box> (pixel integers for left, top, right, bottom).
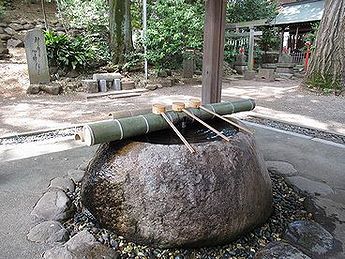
<box><xmin>226</xmin><ymin>19</ymin><xmax>268</xmax><ymax>29</ymax></box>
<box><xmin>202</xmin><ymin>0</ymin><xmax>227</xmax><ymax>104</ymax></box>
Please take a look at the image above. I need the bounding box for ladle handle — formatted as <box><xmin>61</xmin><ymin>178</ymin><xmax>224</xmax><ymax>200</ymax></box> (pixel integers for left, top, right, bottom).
<box><xmin>199</xmin><ymin>106</ymin><xmax>253</xmax><ymax>134</ymax></box>
<box><xmin>182</xmin><ymin>109</ymin><xmax>230</xmax><ymax>142</ymax></box>
<box><xmin>161</xmin><ymin>112</ymin><xmax>196</xmax><ymax>154</ymax></box>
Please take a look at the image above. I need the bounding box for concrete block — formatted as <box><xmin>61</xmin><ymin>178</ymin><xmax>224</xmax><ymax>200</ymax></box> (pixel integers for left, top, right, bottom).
<box><xmin>93</xmin><ymin>73</ymin><xmax>122</xmax><ymax>81</ymax></box>
<box><xmin>244</xmin><ymin>70</ymin><xmax>256</xmax><ymax>80</ymax></box>
<box><xmin>258</xmin><ymin>68</ymin><xmax>275</xmax><ymax>82</ymax></box>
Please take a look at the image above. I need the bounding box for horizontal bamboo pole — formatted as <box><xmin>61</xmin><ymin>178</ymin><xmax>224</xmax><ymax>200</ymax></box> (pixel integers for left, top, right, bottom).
<box><xmin>81</xmin><ymin>99</ymin><xmax>255</xmax><ymax>146</ymax></box>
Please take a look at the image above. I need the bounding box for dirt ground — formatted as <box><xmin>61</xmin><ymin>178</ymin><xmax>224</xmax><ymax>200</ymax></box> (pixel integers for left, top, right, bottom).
<box><xmin>0</xmin><ymin>48</ymin><xmax>344</xmax><ymax>137</ymax></box>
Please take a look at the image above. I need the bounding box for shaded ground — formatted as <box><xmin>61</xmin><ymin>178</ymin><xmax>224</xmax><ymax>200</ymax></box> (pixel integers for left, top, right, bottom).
<box><xmin>0</xmin><ymin>48</ymin><xmax>344</xmax><ymax>137</ymax></box>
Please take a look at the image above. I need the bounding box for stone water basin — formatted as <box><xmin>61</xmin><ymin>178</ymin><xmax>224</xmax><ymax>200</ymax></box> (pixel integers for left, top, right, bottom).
<box><xmin>81</xmin><ymin>119</ymin><xmax>272</xmax><ymax>248</ymax></box>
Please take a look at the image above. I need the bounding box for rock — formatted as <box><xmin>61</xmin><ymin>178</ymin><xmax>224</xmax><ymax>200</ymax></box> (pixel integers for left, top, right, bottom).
<box><xmin>66</xmin><ymin>69</ymin><xmax>79</xmax><ymax>78</ymax></box>
<box><xmin>0</xmin><ymin>27</ymin><xmax>4</xmax><ymax>34</ymax></box>
<box><xmin>266</xmin><ymin>161</ymin><xmax>298</xmax><ymax>177</ymax></box>
<box><xmin>93</xmin><ymin>73</ymin><xmax>122</xmax><ymax>81</ymax></box>
<box><xmin>43</xmin><ymin>231</ymin><xmax>119</xmax><ymax>259</ymax></box>
<box><xmin>258</xmin><ymin>68</ymin><xmax>275</xmax><ymax>82</ymax></box>
<box><xmin>0</xmin><ymin>34</ymin><xmax>11</xmax><ymax>41</ymax></box>
<box><xmin>31</xmin><ymin>189</ymin><xmax>74</xmax><ymax>222</ymax></box>
<box><xmin>78</xmin><ymin>161</ymin><xmax>89</xmax><ymax>171</ymax></box>
<box><xmin>9</xmin><ymin>23</ymin><xmax>23</xmax><ymax>31</ymax></box>
<box><xmin>27</xmin><ymin>221</ymin><xmax>69</xmax><ymax>244</ymax></box>
<box><xmin>145</xmin><ymin>84</ymin><xmax>158</xmax><ymax>91</ymax></box>
<box><xmin>244</xmin><ymin>70</ymin><xmax>256</xmax><ymax>80</ymax></box>
<box><xmin>66</xmin><ymin>230</ymin><xmax>96</xmax><ymax>249</ymax></box>
<box><xmin>157</xmin><ymin>70</ymin><xmax>168</xmax><ymax>78</ymax></box>
<box><xmin>49</xmin><ymin>177</ymin><xmax>75</xmax><ymax>193</ymax></box>
<box><xmin>4</xmin><ymin>27</ymin><xmax>15</xmax><ymax>36</ymax></box>
<box><xmin>285</xmin><ymin>220</ymin><xmax>335</xmax><ymax>257</ymax></box>
<box><xmin>23</xmin><ymin>23</ymin><xmax>35</xmax><ymax>30</ymax></box>
<box><xmin>40</xmin><ymin>84</ymin><xmax>62</xmax><ymax>95</ymax></box>
<box><xmin>0</xmin><ymin>46</ymin><xmax>9</xmax><ymax>55</ymax></box>
<box><xmin>81</xmin><ymin>126</ymin><xmax>272</xmax><ymax>248</ymax></box>
<box><xmin>255</xmin><ymin>241</ymin><xmax>311</xmax><ymax>259</ymax></box>
<box><xmin>68</xmin><ymin>169</ymin><xmax>85</xmax><ymax>183</ymax></box>
<box><xmin>287</xmin><ymin>176</ymin><xmax>334</xmax><ymax>196</ymax></box>
<box><xmin>7</xmin><ymin>38</ymin><xmax>24</xmax><ymax>48</ymax></box>
<box><xmin>121</xmin><ymin>80</ymin><xmax>135</xmax><ymax>90</ymax></box>
<box><xmin>159</xmin><ymin>78</ymin><xmax>173</xmax><ymax>87</ymax></box>
<box><xmin>81</xmin><ymin>79</ymin><xmax>98</xmax><ymax>93</ymax></box>
<box><xmin>26</xmin><ymin>84</ymin><xmax>40</xmax><ymax>94</ymax></box>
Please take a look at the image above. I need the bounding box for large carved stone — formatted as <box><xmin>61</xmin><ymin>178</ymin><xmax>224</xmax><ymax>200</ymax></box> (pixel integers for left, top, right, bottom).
<box><xmin>81</xmin><ymin>127</ymin><xmax>272</xmax><ymax>248</ymax></box>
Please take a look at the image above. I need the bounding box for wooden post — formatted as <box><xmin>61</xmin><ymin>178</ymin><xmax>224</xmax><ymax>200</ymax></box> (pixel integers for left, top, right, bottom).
<box><xmin>248</xmin><ymin>26</ymin><xmax>255</xmax><ymax>71</ymax></box>
<box><xmin>201</xmin><ymin>0</ymin><xmax>227</xmax><ymax>104</ymax></box>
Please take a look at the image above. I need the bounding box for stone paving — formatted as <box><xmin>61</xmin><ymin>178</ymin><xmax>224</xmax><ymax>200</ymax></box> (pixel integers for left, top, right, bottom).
<box><xmin>0</xmin><ymin>123</ymin><xmax>344</xmax><ymax>258</ymax></box>
<box><xmin>1</xmin><ymin>79</ymin><xmax>345</xmax><ymax>137</ymax></box>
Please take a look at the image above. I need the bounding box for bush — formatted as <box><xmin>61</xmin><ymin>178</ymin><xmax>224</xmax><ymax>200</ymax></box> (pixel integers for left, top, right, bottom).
<box><xmin>307</xmin><ymin>72</ymin><xmax>342</xmax><ymax>94</ymax></box>
<box><xmin>146</xmin><ymin>0</ymin><xmax>204</xmax><ymax>70</ymax></box>
<box><xmin>56</xmin><ymin>0</ymin><xmax>110</xmax><ymax>63</ymax></box>
<box><xmin>44</xmin><ymin>31</ymin><xmax>95</xmax><ymax>70</ymax></box>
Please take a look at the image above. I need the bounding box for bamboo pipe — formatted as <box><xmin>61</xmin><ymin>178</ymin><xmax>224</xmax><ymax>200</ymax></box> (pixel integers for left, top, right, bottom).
<box><xmin>109</xmin><ymin>108</ymin><xmax>152</xmax><ymax>119</ymax></box>
<box><xmin>188</xmin><ymin>98</ymin><xmax>252</xmax><ymax>134</ymax></box>
<box><xmin>172</xmin><ymin>102</ymin><xmax>230</xmax><ymax>142</ymax></box>
<box><xmin>80</xmin><ymin>99</ymin><xmax>255</xmax><ymax>146</ymax></box>
<box><xmin>152</xmin><ymin>104</ymin><xmax>195</xmax><ymax>154</ymax></box>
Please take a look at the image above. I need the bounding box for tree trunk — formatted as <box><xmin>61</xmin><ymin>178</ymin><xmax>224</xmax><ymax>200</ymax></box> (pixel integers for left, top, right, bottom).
<box><xmin>109</xmin><ymin>0</ymin><xmax>133</xmax><ymax>65</ymax></box>
<box><xmin>306</xmin><ymin>0</ymin><xmax>345</xmax><ymax>92</ymax></box>
<box><xmin>41</xmin><ymin>0</ymin><xmax>48</xmax><ymax>30</ymax></box>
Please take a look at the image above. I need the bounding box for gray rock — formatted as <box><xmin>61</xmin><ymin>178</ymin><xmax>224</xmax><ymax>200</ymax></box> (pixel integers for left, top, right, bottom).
<box><xmin>121</xmin><ymin>81</ymin><xmax>135</xmax><ymax>90</ymax></box>
<box><xmin>93</xmin><ymin>73</ymin><xmax>121</xmax><ymax>81</ymax></box>
<box><xmin>4</xmin><ymin>27</ymin><xmax>15</xmax><ymax>36</ymax></box>
<box><xmin>244</xmin><ymin>70</ymin><xmax>256</xmax><ymax>80</ymax></box>
<box><xmin>266</xmin><ymin>161</ymin><xmax>298</xmax><ymax>177</ymax></box>
<box><xmin>31</xmin><ymin>190</ymin><xmax>74</xmax><ymax>222</ymax></box>
<box><xmin>287</xmin><ymin>176</ymin><xmax>334</xmax><ymax>196</ymax></box>
<box><xmin>255</xmin><ymin>241</ymin><xmax>311</xmax><ymax>259</ymax></box>
<box><xmin>49</xmin><ymin>177</ymin><xmax>75</xmax><ymax>193</ymax></box>
<box><xmin>67</xmin><ymin>169</ymin><xmax>85</xmax><ymax>183</ymax></box>
<box><xmin>78</xmin><ymin>161</ymin><xmax>89</xmax><ymax>171</ymax></box>
<box><xmin>23</xmin><ymin>23</ymin><xmax>35</xmax><ymax>30</ymax></box>
<box><xmin>66</xmin><ymin>230</ymin><xmax>96</xmax><ymax>250</ymax></box>
<box><xmin>26</xmin><ymin>84</ymin><xmax>40</xmax><ymax>94</ymax></box>
<box><xmin>285</xmin><ymin>220</ymin><xmax>335</xmax><ymax>257</ymax></box>
<box><xmin>159</xmin><ymin>78</ymin><xmax>173</xmax><ymax>87</ymax></box>
<box><xmin>43</xmin><ymin>231</ymin><xmax>119</xmax><ymax>259</ymax></box>
<box><xmin>40</xmin><ymin>84</ymin><xmax>62</xmax><ymax>95</ymax></box>
<box><xmin>81</xmin><ymin>79</ymin><xmax>98</xmax><ymax>93</ymax></box>
<box><xmin>7</xmin><ymin>38</ymin><xmax>24</xmax><ymax>48</ymax></box>
<box><xmin>27</xmin><ymin>220</ymin><xmax>69</xmax><ymax>244</ymax></box>
<box><xmin>0</xmin><ymin>34</ymin><xmax>11</xmax><ymax>41</ymax></box>
<box><xmin>145</xmin><ymin>84</ymin><xmax>158</xmax><ymax>91</ymax></box>
<box><xmin>81</xmin><ymin>131</ymin><xmax>272</xmax><ymax>248</ymax></box>
<box><xmin>9</xmin><ymin>23</ymin><xmax>23</xmax><ymax>31</ymax></box>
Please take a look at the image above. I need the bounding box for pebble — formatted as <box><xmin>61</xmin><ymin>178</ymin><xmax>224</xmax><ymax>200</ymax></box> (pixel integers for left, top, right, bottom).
<box><xmin>246</xmin><ymin>117</ymin><xmax>345</xmax><ymax>145</ymax></box>
<box><xmin>62</xmin><ymin>170</ymin><xmax>312</xmax><ymax>258</ymax></box>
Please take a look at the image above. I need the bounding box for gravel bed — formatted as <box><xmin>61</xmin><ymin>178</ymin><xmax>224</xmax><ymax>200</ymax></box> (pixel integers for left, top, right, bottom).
<box><xmin>245</xmin><ymin>117</ymin><xmax>345</xmax><ymax>145</ymax></box>
<box><xmin>0</xmin><ymin>127</ymin><xmax>82</xmax><ymax>146</ymax></box>
<box><xmin>64</xmin><ymin>171</ymin><xmax>312</xmax><ymax>259</ymax></box>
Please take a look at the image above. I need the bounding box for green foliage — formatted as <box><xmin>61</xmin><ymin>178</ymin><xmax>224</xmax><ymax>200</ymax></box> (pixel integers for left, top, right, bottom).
<box><xmin>146</xmin><ymin>0</ymin><xmax>204</xmax><ymax>69</ymax></box>
<box><xmin>307</xmin><ymin>72</ymin><xmax>342</xmax><ymax>94</ymax></box>
<box><xmin>227</xmin><ymin>0</ymin><xmax>277</xmax><ymax>23</ymax></box>
<box><xmin>0</xmin><ymin>0</ymin><xmax>5</xmax><ymax>21</ymax></box>
<box><xmin>259</xmin><ymin>27</ymin><xmax>280</xmax><ymax>52</ymax></box>
<box><xmin>56</xmin><ymin>0</ymin><xmax>111</xmax><ymax>63</ymax></box>
<box><xmin>45</xmin><ymin>30</ymin><xmax>95</xmax><ymax>70</ymax></box>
